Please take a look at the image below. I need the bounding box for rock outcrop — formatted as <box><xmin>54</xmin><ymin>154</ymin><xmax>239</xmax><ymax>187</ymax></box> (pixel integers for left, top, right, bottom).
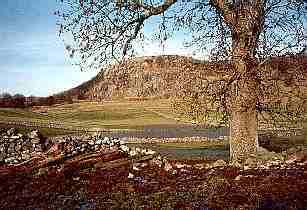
<box><xmin>56</xmin><ymin>55</ymin><xmax>307</xmax><ymax>102</ymax></box>
<box><xmin>58</xmin><ymin>55</ymin><xmax>227</xmax><ymax>101</ymax></box>
<box><xmin>84</xmin><ymin>56</ymin><xmax>214</xmax><ymax>100</ymax></box>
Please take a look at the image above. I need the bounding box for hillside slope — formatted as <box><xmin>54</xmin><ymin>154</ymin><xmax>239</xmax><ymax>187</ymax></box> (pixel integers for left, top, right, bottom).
<box><xmin>58</xmin><ymin>55</ymin><xmax>227</xmax><ymax>100</ymax></box>
<box><xmin>57</xmin><ymin>55</ymin><xmax>307</xmax><ymax>102</ymax></box>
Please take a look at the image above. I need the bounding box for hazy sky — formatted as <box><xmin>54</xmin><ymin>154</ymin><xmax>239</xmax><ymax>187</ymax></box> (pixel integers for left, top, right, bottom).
<box><xmin>0</xmin><ymin>0</ymin><xmax>192</xmax><ymax>97</ymax></box>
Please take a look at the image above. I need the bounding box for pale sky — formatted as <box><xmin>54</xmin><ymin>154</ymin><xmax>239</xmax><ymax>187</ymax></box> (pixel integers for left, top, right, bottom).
<box><xmin>0</xmin><ymin>0</ymin><xmax>193</xmax><ymax>97</ymax></box>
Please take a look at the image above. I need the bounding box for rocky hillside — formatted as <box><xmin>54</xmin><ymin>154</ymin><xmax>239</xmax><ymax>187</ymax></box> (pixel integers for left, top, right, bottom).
<box><xmin>58</xmin><ymin>55</ymin><xmax>227</xmax><ymax>101</ymax></box>
<box><xmin>57</xmin><ymin>55</ymin><xmax>307</xmax><ymax>101</ymax></box>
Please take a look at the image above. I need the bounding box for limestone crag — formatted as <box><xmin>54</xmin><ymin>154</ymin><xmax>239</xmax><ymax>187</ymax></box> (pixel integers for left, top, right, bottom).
<box><xmin>59</xmin><ymin>55</ymin><xmax>226</xmax><ymax>101</ymax></box>
<box><xmin>87</xmin><ymin>56</ymin><xmax>203</xmax><ymax>100</ymax></box>
<box><xmin>57</xmin><ymin>55</ymin><xmax>307</xmax><ymax>102</ymax></box>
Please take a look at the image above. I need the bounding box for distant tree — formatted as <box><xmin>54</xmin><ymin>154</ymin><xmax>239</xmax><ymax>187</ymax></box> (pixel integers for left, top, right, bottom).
<box><xmin>31</xmin><ymin>96</ymin><xmax>43</xmax><ymax>107</ymax></box>
<box><xmin>0</xmin><ymin>93</ymin><xmax>12</xmax><ymax>107</ymax></box>
<box><xmin>12</xmin><ymin>94</ymin><xmax>26</xmax><ymax>108</ymax></box>
<box><xmin>46</xmin><ymin>96</ymin><xmax>56</xmax><ymax>106</ymax></box>
<box><xmin>0</xmin><ymin>93</ymin><xmax>12</xmax><ymax>99</ymax></box>
<box><xmin>0</xmin><ymin>96</ymin><xmax>3</xmax><ymax>107</ymax></box>
<box><xmin>58</xmin><ymin>0</ymin><xmax>306</xmax><ymax>162</ymax></box>
<box><xmin>37</xmin><ymin>97</ymin><xmax>48</xmax><ymax>106</ymax></box>
<box><xmin>0</xmin><ymin>93</ymin><xmax>8</xmax><ymax>107</ymax></box>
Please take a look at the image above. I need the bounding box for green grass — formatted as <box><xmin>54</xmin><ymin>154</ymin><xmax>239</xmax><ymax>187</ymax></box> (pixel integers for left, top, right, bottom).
<box><xmin>1</xmin><ymin>99</ymin><xmax>306</xmax><ymax>141</ymax></box>
<box><xmin>0</xmin><ymin>108</ymin><xmax>47</xmax><ymax>119</ymax></box>
<box><xmin>0</xmin><ymin>99</ymin><xmax>185</xmax><ymax>132</ymax></box>
<box><xmin>156</xmin><ymin>142</ymin><xmax>229</xmax><ymax>150</ymax></box>
<box><xmin>0</xmin><ymin>99</ymin><xmax>226</xmax><ymax>131</ymax></box>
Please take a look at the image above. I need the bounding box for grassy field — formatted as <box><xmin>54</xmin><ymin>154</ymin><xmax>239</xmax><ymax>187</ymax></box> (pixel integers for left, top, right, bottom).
<box><xmin>0</xmin><ymin>99</ymin><xmax>187</xmax><ymax>132</ymax></box>
<box><xmin>156</xmin><ymin>142</ymin><xmax>229</xmax><ymax>150</ymax></box>
<box><xmin>0</xmin><ymin>99</ymin><xmax>306</xmax><ymax>147</ymax></box>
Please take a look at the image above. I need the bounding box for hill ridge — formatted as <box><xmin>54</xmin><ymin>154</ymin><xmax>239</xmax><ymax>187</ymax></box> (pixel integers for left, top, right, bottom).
<box><xmin>56</xmin><ymin>55</ymin><xmax>307</xmax><ymax>101</ymax></box>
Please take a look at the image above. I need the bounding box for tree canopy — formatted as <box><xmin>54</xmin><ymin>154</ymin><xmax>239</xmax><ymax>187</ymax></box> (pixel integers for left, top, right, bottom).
<box><xmin>57</xmin><ymin>0</ymin><xmax>305</xmax><ymax>68</ymax></box>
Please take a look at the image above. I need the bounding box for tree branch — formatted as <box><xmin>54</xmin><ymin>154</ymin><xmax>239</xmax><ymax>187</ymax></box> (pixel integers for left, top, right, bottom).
<box><xmin>210</xmin><ymin>0</ymin><xmax>235</xmax><ymax>28</ymax></box>
<box><xmin>138</xmin><ymin>0</ymin><xmax>178</xmax><ymax>16</ymax></box>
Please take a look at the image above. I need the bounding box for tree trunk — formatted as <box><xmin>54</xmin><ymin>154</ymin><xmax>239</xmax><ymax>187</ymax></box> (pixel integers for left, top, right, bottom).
<box><xmin>230</xmin><ymin>96</ymin><xmax>258</xmax><ymax>162</ymax></box>
<box><xmin>212</xmin><ymin>1</ymin><xmax>264</xmax><ymax>162</ymax></box>
<box><xmin>230</xmin><ymin>48</ymin><xmax>259</xmax><ymax>163</ymax></box>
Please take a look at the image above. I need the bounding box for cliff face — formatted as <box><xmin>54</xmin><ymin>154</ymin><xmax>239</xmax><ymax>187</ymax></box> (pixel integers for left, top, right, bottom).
<box><xmin>66</xmin><ymin>55</ymin><xmax>223</xmax><ymax>101</ymax></box>
<box><xmin>87</xmin><ymin>55</ymin><xmax>195</xmax><ymax>100</ymax></box>
<box><xmin>58</xmin><ymin>55</ymin><xmax>306</xmax><ymax>101</ymax></box>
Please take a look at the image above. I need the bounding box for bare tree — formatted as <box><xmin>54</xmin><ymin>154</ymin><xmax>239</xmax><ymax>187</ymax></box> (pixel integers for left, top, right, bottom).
<box><xmin>58</xmin><ymin>0</ymin><xmax>306</xmax><ymax>162</ymax></box>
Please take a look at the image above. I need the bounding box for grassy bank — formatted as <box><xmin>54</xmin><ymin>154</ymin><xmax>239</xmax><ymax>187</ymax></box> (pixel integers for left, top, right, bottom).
<box><xmin>0</xmin><ymin>99</ymin><xmax>185</xmax><ymax>131</ymax></box>
<box><xmin>156</xmin><ymin>142</ymin><xmax>229</xmax><ymax>150</ymax></box>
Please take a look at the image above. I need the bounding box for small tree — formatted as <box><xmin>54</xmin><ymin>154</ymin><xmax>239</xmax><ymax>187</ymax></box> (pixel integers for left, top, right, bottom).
<box><xmin>0</xmin><ymin>93</ymin><xmax>9</xmax><ymax>107</ymax></box>
<box><xmin>12</xmin><ymin>94</ymin><xmax>26</xmax><ymax>108</ymax></box>
<box><xmin>58</xmin><ymin>0</ymin><xmax>306</xmax><ymax>162</ymax></box>
<box><xmin>0</xmin><ymin>93</ymin><xmax>12</xmax><ymax>107</ymax></box>
<box><xmin>46</xmin><ymin>96</ymin><xmax>56</xmax><ymax>106</ymax></box>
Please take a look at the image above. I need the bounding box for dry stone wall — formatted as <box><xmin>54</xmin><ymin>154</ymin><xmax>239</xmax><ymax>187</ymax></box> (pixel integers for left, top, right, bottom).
<box><xmin>0</xmin><ymin>128</ymin><xmax>157</xmax><ymax>166</ymax></box>
<box><xmin>0</xmin><ymin>128</ymin><xmax>46</xmax><ymax>164</ymax></box>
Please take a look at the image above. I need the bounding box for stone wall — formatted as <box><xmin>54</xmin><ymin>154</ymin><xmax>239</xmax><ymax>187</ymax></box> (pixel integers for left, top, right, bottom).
<box><xmin>0</xmin><ymin>128</ymin><xmax>46</xmax><ymax>164</ymax></box>
<box><xmin>0</xmin><ymin>128</ymin><xmax>158</xmax><ymax>166</ymax></box>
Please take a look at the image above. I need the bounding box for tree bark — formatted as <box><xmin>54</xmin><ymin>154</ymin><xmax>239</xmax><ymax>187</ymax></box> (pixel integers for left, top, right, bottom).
<box><xmin>230</xmin><ymin>46</ymin><xmax>259</xmax><ymax>162</ymax></box>
<box><xmin>230</xmin><ymin>91</ymin><xmax>258</xmax><ymax>162</ymax></box>
<box><xmin>222</xmin><ymin>0</ymin><xmax>264</xmax><ymax>162</ymax></box>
